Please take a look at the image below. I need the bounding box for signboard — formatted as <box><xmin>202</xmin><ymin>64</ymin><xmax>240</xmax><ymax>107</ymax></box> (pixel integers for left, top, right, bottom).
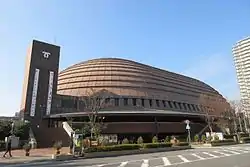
<box><xmin>46</xmin><ymin>71</ymin><xmax>54</xmax><ymax>115</ymax></box>
<box><xmin>185</xmin><ymin>120</ymin><xmax>190</xmax><ymax>130</ymax></box>
<box><xmin>30</xmin><ymin>69</ymin><xmax>40</xmax><ymax>117</ymax></box>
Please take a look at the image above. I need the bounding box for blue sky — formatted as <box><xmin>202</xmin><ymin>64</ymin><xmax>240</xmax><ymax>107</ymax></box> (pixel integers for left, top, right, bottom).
<box><xmin>0</xmin><ymin>0</ymin><xmax>249</xmax><ymax>116</ymax></box>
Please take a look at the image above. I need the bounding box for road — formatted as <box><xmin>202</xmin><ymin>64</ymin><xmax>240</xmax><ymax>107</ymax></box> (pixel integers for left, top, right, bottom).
<box><xmin>3</xmin><ymin>144</ymin><xmax>250</xmax><ymax>167</ymax></box>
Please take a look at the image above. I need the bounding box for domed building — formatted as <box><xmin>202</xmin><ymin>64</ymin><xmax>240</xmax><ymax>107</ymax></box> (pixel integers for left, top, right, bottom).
<box><xmin>20</xmin><ymin>40</ymin><xmax>230</xmax><ymax>147</ymax></box>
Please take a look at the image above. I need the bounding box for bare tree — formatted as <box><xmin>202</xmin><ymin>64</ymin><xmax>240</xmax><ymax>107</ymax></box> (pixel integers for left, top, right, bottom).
<box><xmin>198</xmin><ymin>94</ymin><xmax>215</xmax><ymax>134</ymax></box>
<box><xmin>79</xmin><ymin>88</ymin><xmax>109</xmax><ymax>139</ymax></box>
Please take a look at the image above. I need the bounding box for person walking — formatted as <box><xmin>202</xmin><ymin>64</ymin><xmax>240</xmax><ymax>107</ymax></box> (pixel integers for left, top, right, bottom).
<box><xmin>3</xmin><ymin>136</ymin><xmax>12</xmax><ymax>158</ymax></box>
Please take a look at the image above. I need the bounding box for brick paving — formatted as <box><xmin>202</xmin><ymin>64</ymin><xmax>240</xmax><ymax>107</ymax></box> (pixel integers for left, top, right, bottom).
<box><xmin>0</xmin><ymin>147</ymin><xmax>70</xmax><ymax>164</ymax></box>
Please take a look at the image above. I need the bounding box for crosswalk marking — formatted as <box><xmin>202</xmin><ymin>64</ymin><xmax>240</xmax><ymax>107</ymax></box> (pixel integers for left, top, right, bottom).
<box><xmin>162</xmin><ymin>157</ymin><xmax>171</xmax><ymax>166</ymax></box>
<box><xmin>213</xmin><ymin>151</ymin><xmax>230</xmax><ymax>156</ymax></box>
<box><xmin>141</xmin><ymin>159</ymin><xmax>149</xmax><ymax>167</ymax></box>
<box><xmin>228</xmin><ymin>148</ymin><xmax>248</xmax><ymax>153</ymax></box>
<box><xmin>119</xmin><ymin>162</ymin><xmax>128</xmax><ymax>167</ymax></box>
<box><xmin>177</xmin><ymin>155</ymin><xmax>190</xmax><ymax>162</ymax></box>
<box><xmin>202</xmin><ymin>152</ymin><xmax>218</xmax><ymax>157</ymax></box>
<box><xmin>223</xmin><ymin>149</ymin><xmax>240</xmax><ymax>154</ymax></box>
<box><xmin>191</xmin><ymin>153</ymin><xmax>205</xmax><ymax>160</ymax></box>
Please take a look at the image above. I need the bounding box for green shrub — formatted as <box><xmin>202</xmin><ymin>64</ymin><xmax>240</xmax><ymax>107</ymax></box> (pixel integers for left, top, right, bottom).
<box><xmin>173</xmin><ymin>142</ymin><xmax>189</xmax><ymax>146</ymax></box>
<box><xmin>137</xmin><ymin>136</ymin><xmax>143</xmax><ymax>144</ymax></box>
<box><xmin>214</xmin><ymin>135</ymin><xmax>219</xmax><ymax>141</ymax></box>
<box><xmin>194</xmin><ymin>135</ymin><xmax>199</xmax><ymax>142</ymax></box>
<box><xmin>143</xmin><ymin>143</ymin><xmax>172</xmax><ymax>148</ymax></box>
<box><xmin>122</xmin><ymin>138</ymin><xmax>129</xmax><ymax>144</ymax></box>
<box><xmin>164</xmin><ymin>136</ymin><xmax>170</xmax><ymax>143</ymax></box>
<box><xmin>201</xmin><ymin>135</ymin><xmax>206</xmax><ymax>143</ymax></box>
<box><xmin>152</xmin><ymin>136</ymin><xmax>158</xmax><ymax>143</ymax></box>
<box><xmin>85</xmin><ymin>144</ymin><xmax>141</xmax><ymax>153</ymax></box>
<box><xmin>207</xmin><ymin>135</ymin><xmax>212</xmax><ymax>142</ymax></box>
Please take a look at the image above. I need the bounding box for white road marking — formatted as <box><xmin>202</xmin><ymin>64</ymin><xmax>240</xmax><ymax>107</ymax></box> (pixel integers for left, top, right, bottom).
<box><xmin>228</xmin><ymin>147</ymin><xmax>248</xmax><ymax>153</ymax></box>
<box><xmin>141</xmin><ymin>159</ymin><xmax>149</xmax><ymax>167</ymax></box>
<box><xmin>202</xmin><ymin>152</ymin><xmax>218</xmax><ymax>157</ymax></box>
<box><xmin>191</xmin><ymin>153</ymin><xmax>205</xmax><ymax>160</ymax></box>
<box><xmin>213</xmin><ymin>151</ymin><xmax>230</xmax><ymax>156</ymax></box>
<box><xmin>223</xmin><ymin>149</ymin><xmax>240</xmax><ymax>154</ymax></box>
<box><xmin>97</xmin><ymin>165</ymin><xmax>104</xmax><ymax>167</ymax></box>
<box><xmin>177</xmin><ymin>155</ymin><xmax>190</xmax><ymax>162</ymax></box>
<box><xmin>119</xmin><ymin>161</ymin><xmax>128</xmax><ymax>167</ymax></box>
<box><xmin>162</xmin><ymin>157</ymin><xmax>171</xmax><ymax>166</ymax></box>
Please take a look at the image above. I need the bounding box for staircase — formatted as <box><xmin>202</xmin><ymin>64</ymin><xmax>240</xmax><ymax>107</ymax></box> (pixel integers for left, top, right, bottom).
<box><xmin>62</xmin><ymin>121</ymin><xmax>74</xmax><ymax>137</ymax></box>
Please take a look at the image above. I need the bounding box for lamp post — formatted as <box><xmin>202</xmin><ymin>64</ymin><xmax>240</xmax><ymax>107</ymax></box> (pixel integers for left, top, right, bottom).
<box><xmin>11</xmin><ymin>122</ymin><xmax>14</xmax><ymax>135</ymax></box>
<box><xmin>185</xmin><ymin>120</ymin><xmax>191</xmax><ymax>145</ymax></box>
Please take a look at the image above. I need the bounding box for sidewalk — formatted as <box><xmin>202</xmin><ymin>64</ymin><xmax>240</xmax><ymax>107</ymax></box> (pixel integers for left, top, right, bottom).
<box><xmin>0</xmin><ymin>147</ymin><xmax>69</xmax><ymax>164</ymax></box>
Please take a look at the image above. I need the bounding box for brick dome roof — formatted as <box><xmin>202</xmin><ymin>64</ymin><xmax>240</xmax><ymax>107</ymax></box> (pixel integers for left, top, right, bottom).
<box><xmin>57</xmin><ymin>58</ymin><xmax>220</xmax><ymax>102</ymax></box>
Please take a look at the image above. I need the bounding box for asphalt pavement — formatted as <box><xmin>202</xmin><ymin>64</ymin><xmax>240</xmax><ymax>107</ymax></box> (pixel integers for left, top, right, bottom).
<box><xmin>2</xmin><ymin>144</ymin><xmax>250</xmax><ymax>167</ymax></box>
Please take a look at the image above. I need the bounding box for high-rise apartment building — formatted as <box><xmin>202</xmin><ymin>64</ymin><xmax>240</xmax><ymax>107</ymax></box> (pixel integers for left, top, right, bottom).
<box><xmin>233</xmin><ymin>37</ymin><xmax>250</xmax><ymax>113</ymax></box>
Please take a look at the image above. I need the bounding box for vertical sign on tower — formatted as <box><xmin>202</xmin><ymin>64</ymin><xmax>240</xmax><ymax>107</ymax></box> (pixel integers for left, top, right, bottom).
<box><xmin>46</xmin><ymin>71</ymin><xmax>54</xmax><ymax>115</ymax></box>
<box><xmin>30</xmin><ymin>68</ymin><xmax>40</xmax><ymax>117</ymax></box>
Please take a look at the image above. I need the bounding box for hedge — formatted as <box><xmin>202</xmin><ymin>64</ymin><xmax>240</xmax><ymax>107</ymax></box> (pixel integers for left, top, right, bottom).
<box><xmin>241</xmin><ymin>137</ymin><xmax>250</xmax><ymax>143</ymax></box>
<box><xmin>211</xmin><ymin>139</ymin><xmax>236</xmax><ymax>146</ymax></box>
<box><xmin>85</xmin><ymin>144</ymin><xmax>141</xmax><ymax>153</ymax></box>
<box><xmin>223</xmin><ymin>134</ymin><xmax>235</xmax><ymax>139</ymax></box>
<box><xmin>143</xmin><ymin>143</ymin><xmax>172</xmax><ymax>148</ymax></box>
<box><xmin>211</xmin><ymin>139</ymin><xmax>235</xmax><ymax>143</ymax></box>
<box><xmin>85</xmin><ymin>142</ymin><xmax>177</xmax><ymax>153</ymax></box>
<box><xmin>239</xmin><ymin>133</ymin><xmax>249</xmax><ymax>138</ymax></box>
<box><xmin>173</xmin><ymin>142</ymin><xmax>189</xmax><ymax>146</ymax></box>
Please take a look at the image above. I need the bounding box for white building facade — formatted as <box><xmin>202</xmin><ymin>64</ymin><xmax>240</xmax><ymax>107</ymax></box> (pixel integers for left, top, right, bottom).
<box><xmin>233</xmin><ymin>37</ymin><xmax>250</xmax><ymax>114</ymax></box>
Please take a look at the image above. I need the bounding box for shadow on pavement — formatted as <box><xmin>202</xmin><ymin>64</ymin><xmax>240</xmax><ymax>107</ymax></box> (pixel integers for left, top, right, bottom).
<box><xmin>0</xmin><ymin>157</ymin><xmax>100</xmax><ymax>167</ymax></box>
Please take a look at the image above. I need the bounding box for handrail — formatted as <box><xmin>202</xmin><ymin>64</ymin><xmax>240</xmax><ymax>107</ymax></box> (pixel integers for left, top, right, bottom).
<box><xmin>62</xmin><ymin>121</ymin><xmax>74</xmax><ymax>137</ymax></box>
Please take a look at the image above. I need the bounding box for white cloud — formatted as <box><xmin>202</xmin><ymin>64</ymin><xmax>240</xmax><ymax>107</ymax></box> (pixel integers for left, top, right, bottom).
<box><xmin>182</xmin><ymin>53</ymin><xmax>240</xmax><ymax>101</ymax></box>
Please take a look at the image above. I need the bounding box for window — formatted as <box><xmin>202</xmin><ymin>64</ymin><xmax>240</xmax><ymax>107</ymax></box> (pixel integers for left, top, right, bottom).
<box><xmin>162</xmin><ymin>100</ymin><xmax>166</xmax><ymax>107</ymax></box>
<box><xmin>156</xmin><ymin>100</ymin><xmax>160</xmax><ymax>107</ymax></box>
<box><xmin>61</xmin><ymin>99</ymin><xmax>76</xmax><ymax>108</ymax></box>
<box><xmin>183</xmin><ymin>103</ymin><xmax>187</xmax><ymax>110</ymax></box>
<box><xmin>124</xmin><ymin>98</ymin><xmax>128</xmax><ymax>106</ymax></box>
<box><xmin>105</xmin><ymin>98</ymin><xmax>110</xmax><ymax>104</ymax></box>
<box><xmin>114</xmin><ymin>98</ymin><xmax>119</xmax><ymax>106</ymax></box>
<box><xmin>141</xmin><ymin>99</ymin><xmax>145</xmax><ymax>107</ymax></box>
<box><xmin>178</xmin><ymin>102</ymin><xmax>182</xmax><ymax>109</ymax></box>
<box><xmin>195</xmin><ymin>105</ymin><xmax>200</xmax><ymax>111</ymax></box>
<box><xmin>173</xmin><ymin>102</ymin><xmax>177</xmax><ymax>109</ymax></box>
<box><xmin>132</xmin><ymin>98</ymin><xmax>137</xmax><ymax>106</ymax></box>
<box><xmin>149</xmin><ymin>99</ymin><xmax>152</xmax><ymax>107</ymax></box>
<box><xmin>191</xmin><ymin>104</ymin><xmax>196</xmax><ymax>111</ymax></box>
<box><xmin>168</xmin><ymin>101</ymin><xmax>173</xmax><ymax>108</ymax></box>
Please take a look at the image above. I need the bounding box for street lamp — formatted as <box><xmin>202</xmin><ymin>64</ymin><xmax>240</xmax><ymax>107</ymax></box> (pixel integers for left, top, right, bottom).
<box><xmin>185</xmin><ymin>120</ymin><xmax>191</xmax><ymax>145</ymax></box>
<box><xmin>11</xmin><ymin>122</ymin><xmax>14</xmax><ymax>136</ymax></box>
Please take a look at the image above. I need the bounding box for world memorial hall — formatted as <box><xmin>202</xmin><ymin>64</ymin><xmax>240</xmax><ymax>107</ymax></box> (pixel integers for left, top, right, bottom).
<box><xmin>20</xmin><ymin>40</ymin><xmax>230</xmax><ymax>147</ymax></box>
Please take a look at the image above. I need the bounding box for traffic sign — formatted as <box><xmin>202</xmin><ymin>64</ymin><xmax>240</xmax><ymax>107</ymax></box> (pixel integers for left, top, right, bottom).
<box><xmin>185</xmin><ymin>120</ymin><xmax>190</xmax><ymax>124</ymax></box>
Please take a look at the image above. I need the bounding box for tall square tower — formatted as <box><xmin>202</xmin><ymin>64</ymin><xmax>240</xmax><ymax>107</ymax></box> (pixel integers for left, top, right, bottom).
<box><xmin>20</xmin><ymin>40</ymin><xmax>60</xmax><ymax>121</ymax></box>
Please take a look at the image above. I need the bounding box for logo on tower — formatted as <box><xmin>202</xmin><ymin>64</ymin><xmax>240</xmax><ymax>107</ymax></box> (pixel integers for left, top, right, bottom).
<box><xmin>42</xmin><ymin>51</ymin><xmax>51</xmax><ymax>59</ymax></box>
